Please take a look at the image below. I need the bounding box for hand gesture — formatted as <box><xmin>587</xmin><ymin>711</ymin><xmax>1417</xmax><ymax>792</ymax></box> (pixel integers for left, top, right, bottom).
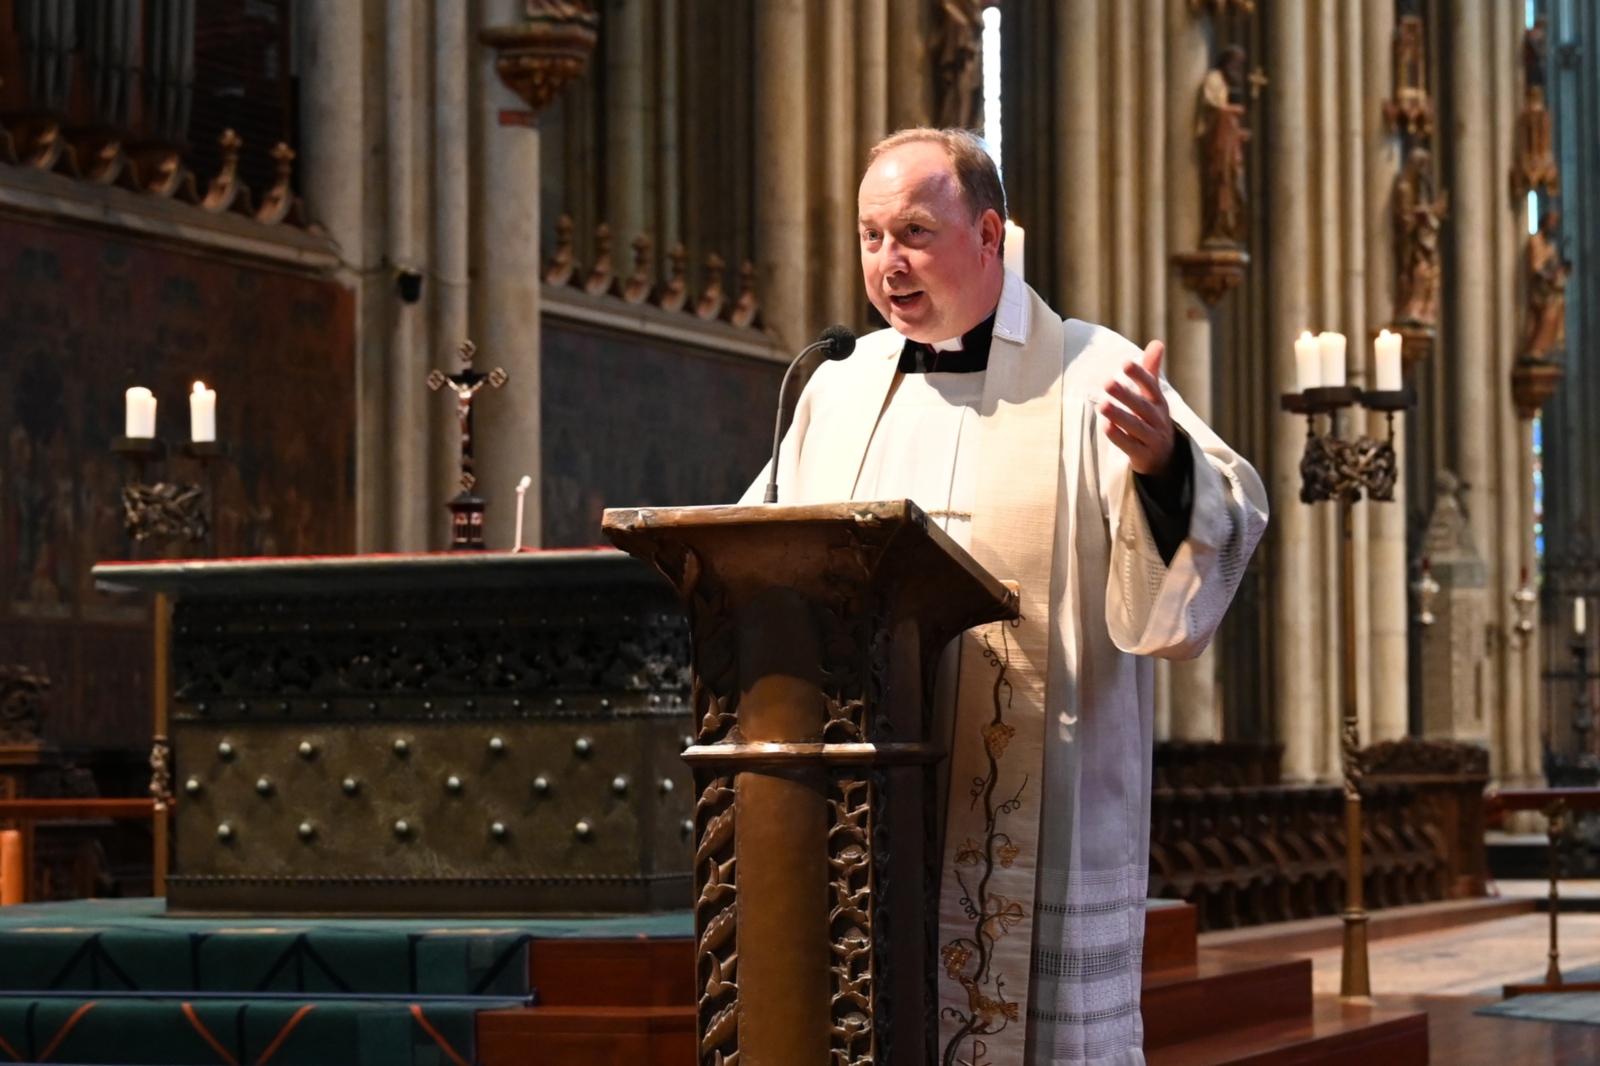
<box><xmin>1097</xmin><ymin>340</ymin><xmax>1176</xmax><ymax>476</ymax></box>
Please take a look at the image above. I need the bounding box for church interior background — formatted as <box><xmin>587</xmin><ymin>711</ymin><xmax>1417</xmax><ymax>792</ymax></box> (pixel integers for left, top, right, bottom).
<box><xmin>2</xmin><ymin>0</ymin><xmax>1600</xmax><ymax>1063</ymax></box>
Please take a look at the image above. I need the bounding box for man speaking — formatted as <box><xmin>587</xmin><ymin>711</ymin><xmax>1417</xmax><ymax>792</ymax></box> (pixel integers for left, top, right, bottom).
<box><xmin>744</xmin><ymin>128</ymin><xmax>1268</xmax><ymax>1066</ymax></box>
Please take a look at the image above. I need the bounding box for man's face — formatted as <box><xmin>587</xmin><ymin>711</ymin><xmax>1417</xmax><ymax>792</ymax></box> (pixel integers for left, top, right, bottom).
<box><xmin>858</xmin><ymin>142</ymin><xmax>1003</xmax><ymax>343</ymax></box>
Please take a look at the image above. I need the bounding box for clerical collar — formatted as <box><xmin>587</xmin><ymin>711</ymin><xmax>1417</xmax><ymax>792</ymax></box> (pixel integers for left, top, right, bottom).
<box><xmin>897</xmin><ymin>312</ymin><xmax>997</xmax><ymax>374</ymax></box>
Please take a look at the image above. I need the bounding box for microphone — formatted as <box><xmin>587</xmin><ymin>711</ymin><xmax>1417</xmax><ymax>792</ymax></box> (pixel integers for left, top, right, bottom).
<box><xmin>763</xmin><ymin>325</ymin><xmax>857</xmax><ymax>504</ymax></box>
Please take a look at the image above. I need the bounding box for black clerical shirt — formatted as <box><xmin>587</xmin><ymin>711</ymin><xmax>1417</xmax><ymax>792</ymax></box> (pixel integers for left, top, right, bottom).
<box><xmin>898</xmin><ymin>316</ymin><xmax>1195</xmax><ymax>565</ymax></box>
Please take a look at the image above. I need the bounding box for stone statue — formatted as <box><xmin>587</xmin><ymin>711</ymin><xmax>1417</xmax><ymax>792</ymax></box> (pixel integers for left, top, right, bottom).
<box><xmin>1512</xmin><ymin>15</ymin><xmax>1560</xmax><ymax>197</ymax></box>
<box><xmin>1197</xmin><ymin>45</ymin><xmax>1250</xmax><ymax>246</ymax></box>
<box><xmin>933</xmin><ymin>0</ymin><xmax>986</xmax><ymax>131</ymax></box>
<box><xmin>1394</xmin><ymin>147</ymin><xmax>1448</xmax><ymax>329</ymax></box>
<box><xmin>1522</xmin><ymin>210</ymin><xmax>1570</xmax><ymax>363</ymax></box>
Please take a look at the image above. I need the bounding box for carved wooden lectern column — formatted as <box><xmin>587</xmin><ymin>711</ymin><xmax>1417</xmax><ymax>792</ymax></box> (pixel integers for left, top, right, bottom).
<box><xmin>603</xmin><ymin>500</ymin><xmax>1017</xmax><ymax>1066</ymax></box>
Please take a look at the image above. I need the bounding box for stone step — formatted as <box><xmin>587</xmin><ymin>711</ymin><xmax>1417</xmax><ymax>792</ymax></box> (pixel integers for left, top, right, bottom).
<box><xmin>1146</xmin><ymin>996</ymin><xmax>1429</xmax><ymax>1066</ymax></box>
<box><xmin>1142</xmin><ymin>952</ymin><xmax>1312</xmax><ymax>1051</ymax></box>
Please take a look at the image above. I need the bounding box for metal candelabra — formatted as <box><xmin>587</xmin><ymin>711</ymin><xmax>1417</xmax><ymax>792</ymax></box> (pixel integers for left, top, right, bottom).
<box><xmin>1280</xmin><ymin>380</ymin><xmax>1416</xmax><ymax>1002</ymax></box>
<box><xmin>111</xmin><ymin>436</ymin><xmax>227</xmax><ymax>553</ymax></box>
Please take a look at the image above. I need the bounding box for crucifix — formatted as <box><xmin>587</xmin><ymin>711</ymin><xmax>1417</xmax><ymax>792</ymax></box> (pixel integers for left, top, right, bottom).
<box><xmin>428</xmin><ymin>339</ymin><xmax>509</xmax><ymax>550</ymax></box>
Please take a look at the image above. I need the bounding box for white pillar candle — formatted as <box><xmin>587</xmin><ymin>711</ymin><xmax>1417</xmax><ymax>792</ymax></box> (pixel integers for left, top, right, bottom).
<box><xmin>1577</xmin><ymin>597</ymin><xmax>1587</xmax><ymax>637</ymax></box>
<box><xmin>1003</xmin><ymin>220</ymin><xmax>1026</xmax><ymax>283</ymax></box>
<box><xmin>1294</xmin><ymin>331</ymin><xmax>1322</xmax><ymax>392</ymax></box>
<box><xmin>125</xmin><ymin>387</ymin><xmax>157</xmax><ymax>438</ymax></box>
<box><xmin>1317</xmin><ymin>331</ymin><xmax>1347</xmax><ymax>387</ymax></box>
<box><xmin>189</xmin><ymin>382</ymin><xmax>217</xmax><ymax>443</ymax></box>
<box><xmin>1374</xmin><ymin>328</ymin><xmax>1403</xmax><ymax>392</ymax></box>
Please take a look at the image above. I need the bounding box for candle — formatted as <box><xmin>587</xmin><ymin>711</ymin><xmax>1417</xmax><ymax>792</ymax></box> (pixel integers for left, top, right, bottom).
<box><xmin>125</xmin><ymin>386</ymin><xmax>157</xmax><ymax>438</ymax></box>
<box><xmin>189</xmin><ymin>381</ymin><xmax>217</xmax><ymax>443</ymax></box>
<box><xmin>1374</xmin><ymin>329</ymin><xmax>1403</xmax><ymax>392</ymax></box>
<box><xmin>1317</xmin><ymin>331</ymin><xmax>1347</xmax><ymax>387</ymax></box>
<box><xmin>1577</xmin><ymin>597</ymin><xmax>1587</xmax><ymax>637</ymax></box>
<box><xmin>1003</xmin><ymin>220</ymin><xmax>1026</xmax><ymax>283</ymax></box>
<box><xmin>1294</xmin><ymin>331</ymin><xmax>1321</xmax><ymax>392</ymax></box>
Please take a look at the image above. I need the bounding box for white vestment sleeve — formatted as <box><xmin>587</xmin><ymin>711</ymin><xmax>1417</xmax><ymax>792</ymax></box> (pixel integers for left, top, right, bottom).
<box><xmin>1100</xmin><ymin>382</ymin><xmax>1269</xmax><ymax>659</ymax></box>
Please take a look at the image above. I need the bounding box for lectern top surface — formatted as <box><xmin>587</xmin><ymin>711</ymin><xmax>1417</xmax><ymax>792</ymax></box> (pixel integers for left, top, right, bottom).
<box><xmin>90</xmin><ymin>547</ymin><xmax>651</xmax><ymax>599</ymax></box>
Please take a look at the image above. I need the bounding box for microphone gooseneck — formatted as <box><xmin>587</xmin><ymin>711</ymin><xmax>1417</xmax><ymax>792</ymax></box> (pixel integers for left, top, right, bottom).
<box><xmin>763</xmin><ymin>325</ymin><xmax>857</xmax><ymax>504</ymax></box>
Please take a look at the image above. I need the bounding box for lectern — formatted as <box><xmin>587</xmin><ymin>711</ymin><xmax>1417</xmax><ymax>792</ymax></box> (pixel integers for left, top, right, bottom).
<box><xmin>602</xmin><ymin>500</ymin><xmax>1018</xmax><ymax>1066</ymax></box>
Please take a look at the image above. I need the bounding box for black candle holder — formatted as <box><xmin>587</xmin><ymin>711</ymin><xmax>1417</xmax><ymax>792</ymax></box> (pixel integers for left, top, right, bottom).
<box><xmin>111</xmin><ymin>435</ymin><xmax>229</xmax><ymax>550</ymax></box>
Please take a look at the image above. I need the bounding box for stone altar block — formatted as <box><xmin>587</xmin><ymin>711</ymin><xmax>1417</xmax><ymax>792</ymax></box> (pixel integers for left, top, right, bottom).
<box><xmin>92</xmin><ymin>551</ymin><xmax>695</xmax><ymax>915</ymax></box>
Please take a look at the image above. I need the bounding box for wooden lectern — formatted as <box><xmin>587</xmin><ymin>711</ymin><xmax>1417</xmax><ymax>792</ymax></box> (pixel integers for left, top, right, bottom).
<box><xmin>603</xmin><ymin>500</ymin><xmax>1017</xmax><ymax>1066</ymax></box>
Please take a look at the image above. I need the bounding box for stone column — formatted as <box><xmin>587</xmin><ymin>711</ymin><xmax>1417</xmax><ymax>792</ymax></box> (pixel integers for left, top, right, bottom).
<box><xmin>856</xmin><ymin>0</ymin><xmax>889</xmax><ymax>159</ymax></box>
<box><xmin>657</xmin><ymin>0</ymin><xmax>682</xmax><ymax>254</ymax></box>
<box><xmin>1145</xmin><ymin>0</ymin><xmax>1171</xmax><ymax>741</ymax></box>
<box><xmin>1315</xmin><ymin>0</ymin><xmax>1343</xmax><ymax>780</ymax></box>
<box><xmin>604</xmin><ymin>0</ymin><xmax>647</xmax><ymax>246</ymax></box>
<box><xmin>1363</xmin><ymin>0</ymin><xmax>1408</xmax><ymax>742</ymax></box>
<box><xmin>1109</xmin><ymin>0</ymin><xmax>1138</xmax><ymax>338</ymax></box>
<box><xmin>388</xmin><ymin>0</ymin><xmax>431</xmax><ymax>552</ymax></box>
<box><xmin>473</xmin><ymin>0</ymin><xmax>545</xmax><ymax>548</ymax></box>
<box><xmin>822</xmin><ymin>0</ymin><xmax>859</xmax><ymax>330</ymax></box>
<box><xmin>432</xmin><ymin>0</ymin><xmax>471</xmax><ymax>549</ymax></box>
<box><xmin>1269</xmin><ymin>0</ymin><xmax>1318</xmax><ymax>782</ymax></box>
<box><xmin>299</xmin><ymin>1</ymin><xmax>383</xmax><ymax>549</ymax></box>
<box><xmin>887</xmin><ymin>0</ymin><xmax>930</xmax><ymax>131</ymax></box>
<box><xmin>1164</xmin><ymin>0</ymin><xmax>1216</xmax><ymax>741</ymax></box>
<box><xmin>1451</xmin><ymin>1</ymin><xmax>1495</xmax><ymax>580</ymax></box>
<box><xmin>1493</xmin><ymin>0</ymin><xmax>1525</xmax><ymax>782</ymax></box>
<box><xmin>755</xmin><ymin>0</ymin><xmax>809</xmax><ymax>353</ymax></box>
<box><xmin>1056</xmin><ymin>0</ymin><xmax>1101</xmax><ymax>320</ymax></box>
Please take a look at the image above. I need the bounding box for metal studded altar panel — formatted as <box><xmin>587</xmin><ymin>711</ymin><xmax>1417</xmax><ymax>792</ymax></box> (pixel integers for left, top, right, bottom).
<box><xmin>94</xmin><ymin>551</ymin><xmax>694</xmax><ymax>915</ymax></box>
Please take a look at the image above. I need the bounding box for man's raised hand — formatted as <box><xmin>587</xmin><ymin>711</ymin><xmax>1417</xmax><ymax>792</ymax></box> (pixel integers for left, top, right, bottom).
<box><xmin>1097</xmin><ymin>340</ymin><xmax>1177</xmax><ymax>476</ymax></box>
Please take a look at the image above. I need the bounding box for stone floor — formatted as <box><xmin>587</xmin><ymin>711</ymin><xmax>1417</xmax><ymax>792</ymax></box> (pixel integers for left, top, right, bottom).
<box><xmin>1303</xmin><ymin>912</ymin><xmax>1600</xmax><ymax>996</ymax></box>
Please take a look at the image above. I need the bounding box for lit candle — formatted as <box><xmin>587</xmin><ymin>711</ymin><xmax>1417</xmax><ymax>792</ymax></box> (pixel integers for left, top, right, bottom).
<box><xmin>189</xmin><ymin>382</ymin><xmax>217</xmax><ymax>443</ymax></box>
<box><xmin>125</xmin><ymin>387</ymin><xmax>157</xmax><ymax>438</ymax></box>
<box><xmin>1374</xmin><ymin>329</ymin><xmax>1403</xmax><ymax>392</ymax></box>
<box><xmin>1294</xmin><ymin>331</ymin><xmax>1322</xmax><ymax>392</ymax></box>
<box><xmin>1577</xmin><ymin>597</ymin><xmax>1587</xmax><ymax>637</ymax></box>
<box><xmin>1003</xmin><ymin>220</ymin><xmax>1026</xmax><ymax>283</ymax></box>
<box><xmin>1317</xmin><ymin>331</ymin><xmax>1347</xmax><ymax>387</ymax></box>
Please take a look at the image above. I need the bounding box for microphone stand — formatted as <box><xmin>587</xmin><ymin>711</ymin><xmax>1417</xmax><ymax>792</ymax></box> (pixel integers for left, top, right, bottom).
<box><xmin>763</xmin><ymin>336</ymin><xmax>846</xmax><ymax>503</ymax></box>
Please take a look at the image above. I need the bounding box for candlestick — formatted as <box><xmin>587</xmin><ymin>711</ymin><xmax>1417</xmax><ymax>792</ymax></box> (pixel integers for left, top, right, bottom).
<box><xmin>125</xmin><ymin>387</ymin><xmax>157</xmax><ymax>438</ymax></box>
<box><xmin>189</xmin><ymin>382</ymin><xmax>216</xmax><ymax>443</ymax></box>
<box><xmin>1374</xmin><ymin>329</ymin><xmax>1403</xmax><ymax>392</ymax></box>
<box><xmin>1004</xmin><ymin>220</ymin><xmax>1026</xmax><ymax>283</ymax></box>
<box><xmin>1295</xmin><ymin>331</ymin><xmax>1322</xmax><ymax>392</ymax></box>
<box><xmin>1577</xmin><ymin>597</ymin><xmax>1587</xmax><ymax>637</ymax></box>
<box><xmin>1318</xmin><ymin>331</ymin><xmax>1348</xmax><ymax>388</ymax></box>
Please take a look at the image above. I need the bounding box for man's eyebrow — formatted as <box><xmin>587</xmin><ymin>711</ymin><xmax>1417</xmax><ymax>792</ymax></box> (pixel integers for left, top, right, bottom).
<box><xmin>857</xmin><ymin>208</ymin><xmax>938</xmax><ymax>228</ymax></box>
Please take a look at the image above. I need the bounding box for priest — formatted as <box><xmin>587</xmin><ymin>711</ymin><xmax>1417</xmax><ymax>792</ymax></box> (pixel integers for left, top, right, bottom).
<box><xmin>743</xmin><ymin>128</ymin><xmax>1268</xmax><ymax>1066</ymax></box>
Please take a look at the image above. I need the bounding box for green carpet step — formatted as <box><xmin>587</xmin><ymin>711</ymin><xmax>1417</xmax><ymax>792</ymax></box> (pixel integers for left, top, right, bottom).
<box><xmin>0</xmin><ymin>899</ymin><xmax>693</xmax><ymax>999</ymax></box>
<box><xmin>0</xmin><ymin>993</ymin><xmax>530</xmax><ymax>1066</ymax></box>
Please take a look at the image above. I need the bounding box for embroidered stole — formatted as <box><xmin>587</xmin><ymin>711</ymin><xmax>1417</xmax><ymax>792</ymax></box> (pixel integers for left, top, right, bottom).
<box><xmin>808</xmin><ymin>286</ymin><xmax>1070</xmax><ymax>1064</ymax></box>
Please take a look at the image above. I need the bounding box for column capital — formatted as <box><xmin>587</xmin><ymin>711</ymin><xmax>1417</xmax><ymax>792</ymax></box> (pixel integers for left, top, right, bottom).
<box><xmin>479</xmin><ymin>1</ymin><xmax>599</xmax><ymax>117</ymax></box>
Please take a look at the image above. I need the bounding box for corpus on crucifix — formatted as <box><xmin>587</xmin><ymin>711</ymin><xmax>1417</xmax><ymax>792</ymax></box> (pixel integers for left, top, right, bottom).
<box><xmin>428</xmin><ymin>339</ymin><xmax>509</xmax><ymax>550</ymax></box>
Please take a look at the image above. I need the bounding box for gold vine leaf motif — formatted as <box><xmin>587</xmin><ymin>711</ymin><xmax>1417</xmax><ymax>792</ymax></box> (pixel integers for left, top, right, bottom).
<box><xmin>955</xmin><ymin>838</ymin><xmax>984</xmax><ymax>866</ymax></box>
<box><xmin>941</xmin><ymin>942</ymin><xmax>974</xmax><ymax>979</ymax></box>
<box><xmin>981</xmin><ymin>896</ymin><xmax>1026</xmax><ymax>941</ymax></box>
<box><xmin>981</xmin><ymin>719</ymin><xmax>1015</xmax><ymax>760</ymax></box>
<box><xmin>997</xmin><ymin>842</ymin><xmax>1020</xmax><ymax>868</ymax></box>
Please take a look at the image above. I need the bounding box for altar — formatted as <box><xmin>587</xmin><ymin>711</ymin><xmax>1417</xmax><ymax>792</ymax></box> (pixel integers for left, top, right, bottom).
<box><xmin>91</xmin><ymin>550</ymin><xmax>695</xmax><ymax>915</ymax></box>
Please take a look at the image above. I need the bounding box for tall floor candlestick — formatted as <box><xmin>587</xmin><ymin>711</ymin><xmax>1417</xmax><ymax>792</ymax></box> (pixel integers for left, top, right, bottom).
<box><xmin>1281</xmin><ymin>378</ymin><xmax>1416</xmax><ymax>1001</ymax></box>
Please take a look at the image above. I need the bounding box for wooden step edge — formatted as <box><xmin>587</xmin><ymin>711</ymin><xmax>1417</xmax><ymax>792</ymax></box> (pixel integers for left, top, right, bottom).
<box><xmin>1146</xmin><ymin>999</ymin><xmax>1428</xmax><ymax>1066</ymax></box>
<box><xmin>1143</xmin><ymin>952</ymin><xmax>1310</xmax><ymax>992</ymax></box>
<box><xmin>478</xmin><ymin>1004</ymin><xmax>695</xmax><ymax>1035</ymax></box>
<box><xmin>1197</xmin><ymin>897</ymin><xmax>1535</xmax><ymax>956</ymax></box>
<box><xmin>1142</xmin><ymin>957</ymin><xmax>1312</xmax><ymax>1051</ymax></box>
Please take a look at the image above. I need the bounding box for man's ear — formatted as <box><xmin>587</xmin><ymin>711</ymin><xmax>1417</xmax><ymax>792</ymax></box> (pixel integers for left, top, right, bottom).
<box><xmin>979</xmin><ymin>208</ymin><xmax>1004</xmax><ymax>259</ymax></box>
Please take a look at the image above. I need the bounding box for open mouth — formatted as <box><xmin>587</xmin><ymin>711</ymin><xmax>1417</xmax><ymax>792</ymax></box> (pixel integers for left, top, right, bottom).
<box><xmin>888</xmin><ymin>291</ymin><xmax>925</xmax><ymax>311</ymax></box>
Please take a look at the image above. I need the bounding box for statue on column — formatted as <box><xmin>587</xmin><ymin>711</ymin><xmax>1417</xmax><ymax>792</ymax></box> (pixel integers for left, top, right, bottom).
<box><xmin>1384</xmin><ymin>14</ymin><xmax>1435</xmax><ymax>139</ymax></box>
<box><xmin>933</xmin><ymin>0</ymin><xmax>986</xmax><ymax>131</ymax></box>
<box><xmin>1512</xmin><ymin>15</ymin><xmax>1560</xmax><ymax>198</ymax></box>
<box><xmin>1522</xmin><ymin>210</ymin><xmax>1570</xmax><ymax>363</ymax></box>
<box><xmin>1197</xmin><ymin>45</ymin><xmax>1250</xmax><ymax>247</ymax></box>
<box><xmin>1394</xmin><ymin>147</ymin><xmax>1448</xmax><ymax>331</ymax></box>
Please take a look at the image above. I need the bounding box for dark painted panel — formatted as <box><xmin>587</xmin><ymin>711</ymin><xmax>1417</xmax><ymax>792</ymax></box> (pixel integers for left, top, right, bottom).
<box><xmin>540</xmin><ymin>319</ymin><xmax>784</xmax><ymax>548</ymax></box>
<box><xmin>0</xmin><ymin>216</ymin><xmax>356</xmax><ymax>749</ymax></box>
